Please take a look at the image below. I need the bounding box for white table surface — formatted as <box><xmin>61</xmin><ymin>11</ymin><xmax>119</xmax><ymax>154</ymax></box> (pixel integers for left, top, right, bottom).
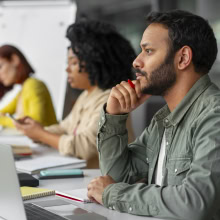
<box><xmin>28</xmin><ymin>169</ymin><xmax>165</xmax><ymax>220</ymax></box>
<box><xmin>0</xmin><ymin>132</ymin><xmax>165</xmax><ymax>220</ymax></box>
<box><xmin>0</xmin><ymin>133</ymin><xmax>86</xmax><ymax>173</ymax></box>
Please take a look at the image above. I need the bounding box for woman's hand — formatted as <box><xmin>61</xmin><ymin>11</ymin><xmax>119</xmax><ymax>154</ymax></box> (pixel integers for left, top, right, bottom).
<box><xmin>14</xmin><ymin>117</ymin><xmax>44</xmax><ymax>141</ymax></box>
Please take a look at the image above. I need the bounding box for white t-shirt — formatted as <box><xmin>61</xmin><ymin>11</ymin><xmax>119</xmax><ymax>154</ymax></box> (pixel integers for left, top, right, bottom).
<box><xmin>155</xmin><ymin>131</ymin><xmax>166</xmax><ymax>186</ymax></box>
<box><xmin>0</xmin><ymin>84</ymin><xmax>22</xmax><ymax>110</ymax></box>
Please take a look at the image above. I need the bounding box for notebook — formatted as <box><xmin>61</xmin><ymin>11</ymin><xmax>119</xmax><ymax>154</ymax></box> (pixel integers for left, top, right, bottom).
<box><xmin>20</xmin><ymin>186</ymin><xmax>55</xmax><ymax>201</ymax></box>
<box><xmin>15</xmin><ymin>155</ymin><xmax>86</xmax><ymax>174</ymax></box>
<box><xmin>12</xmin><ymin>145</ymin><xmax>32</xmax><ymax>155</ymax></box>
<box><xmin>56</xmin><ymin>188</ymin><xmax>92</xmax><ymax>203</ymax></box>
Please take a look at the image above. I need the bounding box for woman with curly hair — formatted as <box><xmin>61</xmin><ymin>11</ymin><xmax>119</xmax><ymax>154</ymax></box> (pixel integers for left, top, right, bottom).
<box><xmin>0</xmin><ymin>45</ymin><xmax>57</xmax><ymax>127</ymax></box>
<box><xmin>15</xmin><ymin>20</ymin><xmax>136</xmax><ymax>168</ymax></box>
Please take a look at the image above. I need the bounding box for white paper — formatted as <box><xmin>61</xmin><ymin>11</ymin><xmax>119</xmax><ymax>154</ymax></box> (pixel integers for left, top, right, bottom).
<box><xmin>0</xmin><ymin>134</ymin><xmax>33</xmax><ymax>145</ymax></box>
<box><xmin>15</xmin><ymin>155</ymin><xmax>86</xmax><ymax>174</ymax></box>
<box><xmin>56</xmin><ymin>188</ymin><xmax>91</xmax><ymax>203</ymax></box>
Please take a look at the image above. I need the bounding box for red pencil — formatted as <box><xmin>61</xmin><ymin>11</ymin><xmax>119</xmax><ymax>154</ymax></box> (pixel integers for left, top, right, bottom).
<box><xmin>128</xmin><ymin>79</ymin><xmax>135</xmax><ymax>89</ymax></box>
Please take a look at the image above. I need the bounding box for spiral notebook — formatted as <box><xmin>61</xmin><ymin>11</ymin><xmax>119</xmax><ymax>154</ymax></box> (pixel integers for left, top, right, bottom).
<box><xmin>20</xmin><ymin>186</ymin><xmax>55</xmax><ymax>201</ymax></box>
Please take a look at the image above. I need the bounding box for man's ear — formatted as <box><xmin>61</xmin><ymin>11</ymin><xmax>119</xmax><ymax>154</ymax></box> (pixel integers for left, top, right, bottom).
<box><xmin>11</xmin><ymin>54</ymin><xmax>20</xmax><ymax>67</ymax></box>
<box><xmin>176</xmin><ymin>46</ymin><xmax>192</xmax><ymax>70</ymax></box>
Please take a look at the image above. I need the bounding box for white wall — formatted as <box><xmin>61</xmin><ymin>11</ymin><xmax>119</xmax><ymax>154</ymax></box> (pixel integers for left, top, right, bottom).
<box><xmin>0</xmin><ymin>0</ymin><xmax>77</xmax><ymax>120</ymax></box>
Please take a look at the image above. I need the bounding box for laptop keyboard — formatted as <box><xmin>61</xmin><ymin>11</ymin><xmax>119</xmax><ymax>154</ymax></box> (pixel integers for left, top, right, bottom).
<box><xmin>24</xmin><ymin>203</ymin><xmax>67</xmax><ymax>220</ymax></box>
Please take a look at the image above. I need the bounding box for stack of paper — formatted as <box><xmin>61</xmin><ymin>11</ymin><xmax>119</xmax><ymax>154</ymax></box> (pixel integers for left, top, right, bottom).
<box><xmin>0</xmin><ymin>134</ymin><xmax>34</xmax><ymax>146</ymax></box>
<box><xmin>0</xmin><ymin>127</ymin><xmax>23</xmax><ymax>136</ymax></box>
<box><xmin>12</xmin><ymin>145</ymin><xmax>32</xmax><ymax>155</ymax></box>
<box><xmin>15</xmin><ymin>155</ymin><xmax>86</xmax><ymax>174</ymax></box>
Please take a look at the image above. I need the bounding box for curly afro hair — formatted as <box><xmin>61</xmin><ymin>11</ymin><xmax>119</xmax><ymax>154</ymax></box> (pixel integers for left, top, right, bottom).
<box><xmin>66</xmin><ymin>20</ymin><xmax>136</xmax><ymax>90</ymax></box>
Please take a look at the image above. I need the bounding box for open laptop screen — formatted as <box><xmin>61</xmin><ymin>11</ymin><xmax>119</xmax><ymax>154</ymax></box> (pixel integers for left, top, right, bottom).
<box><xmin>0</xmin><ymin>144</ymin><xmax>27</xmax><ymax>220</ymax></box>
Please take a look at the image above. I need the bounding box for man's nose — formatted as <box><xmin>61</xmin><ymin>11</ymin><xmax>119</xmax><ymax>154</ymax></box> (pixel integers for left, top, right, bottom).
<box><xmin>133</xmin><ymin>53</ymin><xmax>144</xmax><ymax>69</ymax></box>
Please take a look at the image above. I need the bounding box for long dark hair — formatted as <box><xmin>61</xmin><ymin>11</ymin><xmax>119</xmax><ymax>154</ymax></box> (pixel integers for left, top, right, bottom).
<box><xmin>0</xmin><ymin>45</ymin><xmax>35</xmax><ymax>84</ymax></box>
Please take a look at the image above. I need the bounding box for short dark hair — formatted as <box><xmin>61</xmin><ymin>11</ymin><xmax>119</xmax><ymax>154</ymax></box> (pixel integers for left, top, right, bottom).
<box><xmin>66</xmin><ymin>20</ymin><xmax>136</xmax><ymax>90</ymax></box>
<box><xmin>146</xmin><ymin>10</ymin><xmax>218</xmax><ymax>75</ymax></box>
<box><xmin>0</xmin><ymin>45</ymin><xmax>35</xmax><ymax>83</ymax></box>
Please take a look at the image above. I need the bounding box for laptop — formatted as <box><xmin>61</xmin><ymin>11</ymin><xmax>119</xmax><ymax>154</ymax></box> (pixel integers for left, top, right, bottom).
<box><xmin>0</xmin><ymin>144</ymin><xmax>107</xmax><ymax>220</ymax></box>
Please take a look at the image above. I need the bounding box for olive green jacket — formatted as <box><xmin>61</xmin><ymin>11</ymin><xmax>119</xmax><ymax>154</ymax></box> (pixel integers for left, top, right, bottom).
<box><xmin>97</xmin><ymin>75</ymin><xmax>220</xmax><ymax>220</ymax></box>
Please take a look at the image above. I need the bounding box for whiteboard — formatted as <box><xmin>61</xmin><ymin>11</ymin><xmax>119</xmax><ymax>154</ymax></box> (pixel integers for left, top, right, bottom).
<box><xmin>0</xmin><ymin>0</ymin><xmax>77</xmax><ymax>120</ymax></box>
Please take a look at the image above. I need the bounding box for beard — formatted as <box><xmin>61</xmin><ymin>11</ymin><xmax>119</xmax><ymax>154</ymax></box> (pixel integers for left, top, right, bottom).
<box><xmin>135</xmin><ymin>51</ymin><xmax>176</xmax><ymax>96</ymax></box>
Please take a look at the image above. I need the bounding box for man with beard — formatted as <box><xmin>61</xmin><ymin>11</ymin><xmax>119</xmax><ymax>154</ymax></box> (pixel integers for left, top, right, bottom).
<box><xmin>87</xmin><ymin>10</ymin><xmax>220</xmax><ymax>220</ymax></box>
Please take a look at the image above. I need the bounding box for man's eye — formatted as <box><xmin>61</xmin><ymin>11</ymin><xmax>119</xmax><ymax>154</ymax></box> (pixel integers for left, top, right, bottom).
<box><xmin>145</xmin><ymin>49</ymin><xmax>152</xmax><ymax>54</ymax></box>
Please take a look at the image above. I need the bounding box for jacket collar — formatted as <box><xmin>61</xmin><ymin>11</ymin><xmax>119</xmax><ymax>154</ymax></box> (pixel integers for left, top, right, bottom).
<box><xmin>154</xmin><ymin>74</ymin><xmax>212</xmax><ymax>126</ymax></box>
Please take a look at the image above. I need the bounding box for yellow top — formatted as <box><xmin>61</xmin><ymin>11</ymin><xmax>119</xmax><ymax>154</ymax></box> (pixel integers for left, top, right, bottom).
<box><xmin>0</xmin><ymin>77</ymin><xmax>57</xmax><ymax>127</ymax></box>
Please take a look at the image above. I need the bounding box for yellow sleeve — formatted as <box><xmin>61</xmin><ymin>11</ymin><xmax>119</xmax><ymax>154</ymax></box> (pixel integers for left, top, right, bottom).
<box><xmin>21</xmin><ymin>78</ymin><xmax>57</xmax><ymax>126</ymax></box>
<box><xmin>0</xmin><ymin>95</ymin><xmax>18</xmax><ymax>127</ymax></box>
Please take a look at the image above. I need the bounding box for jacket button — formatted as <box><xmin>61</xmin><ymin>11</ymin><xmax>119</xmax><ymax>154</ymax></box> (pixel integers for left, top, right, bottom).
<box><xmin>175</xmin><ymin>168</ymin><xmax>178</xmax><ymax>173</ymax></box>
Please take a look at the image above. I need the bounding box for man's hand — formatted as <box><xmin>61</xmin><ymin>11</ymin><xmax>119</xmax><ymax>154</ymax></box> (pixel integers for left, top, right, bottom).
<box><xmin>87</xmin><ymin>175</ymin><xmax>115</xmax><ymax>204</ymax></box>
<box><xmin>14</xmin><ymin>117</ymin><xmax>44</xmax><ymax>141</ymax></box>
<box><xmin>106</xmin><ymin>80</ymin><xmax>150</xmax><ymax>115</ymax></box>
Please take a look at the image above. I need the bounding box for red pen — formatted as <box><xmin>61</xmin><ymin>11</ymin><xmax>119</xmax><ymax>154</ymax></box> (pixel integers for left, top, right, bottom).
<box><xmin>128</xmin><ymin>79</ymin><xmax>135</xmax><ymax>89</ymax></box>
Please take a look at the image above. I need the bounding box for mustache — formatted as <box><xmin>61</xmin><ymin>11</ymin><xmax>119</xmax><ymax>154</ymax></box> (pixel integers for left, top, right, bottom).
<box><xmin>132</xmin><ymin>67</ymin><xmax>146</xmax><ymax>76</ymax></box>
